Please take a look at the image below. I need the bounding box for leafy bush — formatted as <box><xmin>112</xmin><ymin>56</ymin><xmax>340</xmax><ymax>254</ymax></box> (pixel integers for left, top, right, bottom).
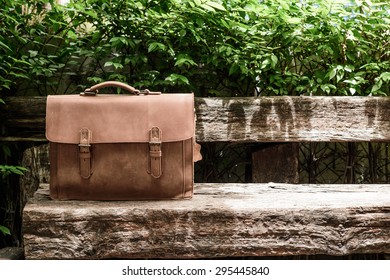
<box><xmin>0</xmin><ymin>0</ymin><xmax>72</xmax><ymax>95</ymax></box>
<box><xmin>0</xmin><ymin>161</ymin><xmax>27</xmax><ymax>237</ymax></box>
<box><xmin>1</xmin><ymin>0</ymin><xmax>389</xmax><ymax>96</ymax></box>
<box><xmin>66</xmin><ymin>0</ymin><xmax>389</xmax><ymax>96</ymax></box>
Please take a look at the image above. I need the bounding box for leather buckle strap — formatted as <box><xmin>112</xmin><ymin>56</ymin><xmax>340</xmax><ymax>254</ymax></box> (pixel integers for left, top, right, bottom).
<box><xmin>149</xmin><ymin>127</ymin><xmax>162</xmax><ymax>178</ymax></box>
<box><xmin>79</xmin><ymin>128</ymin><xmax>92</xmax><ymax>179</ymax></box>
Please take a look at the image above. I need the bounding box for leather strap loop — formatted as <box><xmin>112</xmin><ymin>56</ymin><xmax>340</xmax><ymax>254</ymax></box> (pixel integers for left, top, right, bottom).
<box><xmin>149</xmin><ymin>127</ymin><xmax>162</xmax><ymax>178</ymax></box>
<box><xmin>79</xmin><ymin>128</ymin><xmax>92</xmax><ymax>179</ymax></box>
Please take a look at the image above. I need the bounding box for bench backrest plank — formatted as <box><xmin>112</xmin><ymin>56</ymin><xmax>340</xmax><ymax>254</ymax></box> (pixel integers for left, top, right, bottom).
<box><xmin>2</xmin><ymin>96</ymin><xmax>390</xmax><ymax>142</ymax></box>
<box><xmin>196</xmin><ymin>96</ymin><xmax>390</xmax><ymax>142</ymax></box>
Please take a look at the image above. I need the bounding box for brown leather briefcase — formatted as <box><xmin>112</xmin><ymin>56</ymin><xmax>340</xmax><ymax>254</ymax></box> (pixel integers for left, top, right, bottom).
<box><xmin>46</xmin><ymin>81</ymin><xmax>200</xmax><ymax>200</ymax></box>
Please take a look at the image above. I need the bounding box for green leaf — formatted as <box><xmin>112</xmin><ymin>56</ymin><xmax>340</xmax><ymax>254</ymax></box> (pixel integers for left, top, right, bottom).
<box><xmin>87</xmin><ymin>77</ymin><xmax>104</xmax><ymax>84</ymax></box>
<box><xmin>286</xmin><ymin>17</ymin><xmax>301</xmax><ymax>24</ymax></box>
<box><xmin>148</xmin><ymin>42</ymin><xmax>166</xmax><ymax>53</ymax></box>
<box><xmin>343</xmin><ymin>79</ymin><xmax>358</xmax><ymax>85</ymax></box>
<box><xmin>220</xmin><ymin>19</ymin><xmax>230</xmax><ymax>29</ymax></box>
<box><xmin>15</xmin><ymin>166</ymin><xmax>28</xmax><ymax>174</ymax></box>
<box><xmin>0</xmin><ymin>225</ymin><xmax>10</xmax><ymax>236</ymax></box>
<box><xmin>270</xmin><ymin>54</ymin><xmax>278</xmax><ymax>68</ymax></box>
<box><xmin>261</xmin><ymin>58</ymin><xmax>270</xmax><ymax>69</ymax></box>
<box><xmin>344</xmin><ymin>65</ymin><xmax>354</xmax><ymax>72</ymax></box>
<box><xmin>28</xmin><ymin>50</ymin><xmax>38</xmax><ymax>57</ymax></box>
<box><xmin>320</xmin><ymin>84</ymin><xmax>331</xmax><ymax>94</ymax></box>
<box><xmin>107</xmin><ymin>73</ymin><xmax>127</xmax><ymax>82</ymax></box>
<box><xmin>10</xmin><ymin>168</ymin><xmax>24</xmax><ymax>176</ymax></box>
<box><xmin>0</xmin><ymin>165</ymin><xmax>28</xmax><ymax>177</ymax></box>
<box><xmin>371</xmin><ymin>78</ymin><xmax>383</xmax><ymax>93</ymax></box>
<box><xmin>85</xmin><ymin>9</ymin><xmax>98</xmax><ymax>19</ymax></box>
<box><xmin>0</xmin><ymin>40</ymin><xmax>12</xmax><ymax>52</ymax></box>
<box><xmin>277</xmin><ymin>0</ymin><xmax>290</xmax><ymax>11</ymax></box>
<box><xmin>205</xmin><ymin>1</ymin><xmax>226</xmax><ymax>11</ymax></box>
<box><xmin>174</xmin><ymin>54</ymin><xmax>197</xmax><ymax>67</ymax></box>
<box><xmin>336</xmin><ymin>71</ymin><xmax>344</xmax><ymax>83</ymax></box>
<box><xmin>104</xmin><ymin>61</ymin><xmax>123</xmax><ymax>70</ymax></box>
<box><xmin>165</xmin><ymin>73</ymin><xmax>189</xmax><ymax>85</ymax></box>
<box><xmin>229</xmin><ymin>63</ymin><xmax>240</xmax><ymax>76</ymax></box>
<box><xmin>379</xmin><ymin>72</ymin><xmax>390</xmax><ymax>82</ymax></box>
<box><xmin>328</xmin><ymin>68</ymin><xmax>337</xmax><ymax>80</ymax></box>
<box><xmin>371</xmin><ymin>84</ymin><xmax>381</xmax><ymax>93</ymax></box>
<box><xmin>361</xmin><ymin>63</ymin><xmax>380</xmax><ymax>71</ymax></box>
<box><xmin>200</xmin><ymin>3</ymin><xmax>215</xmax><ymax>12</ymax></box>
<box><xmin>109</xmin><ymin>37</ymin><xmax>127</xmax><ymax>47</ymax></box>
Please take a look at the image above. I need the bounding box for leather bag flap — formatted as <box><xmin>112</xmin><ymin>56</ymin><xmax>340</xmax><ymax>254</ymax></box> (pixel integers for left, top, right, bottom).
<box><xmin>46</xmin><ymin>93</ymin><xmax>195</xmax><ymax>144</ymax></box>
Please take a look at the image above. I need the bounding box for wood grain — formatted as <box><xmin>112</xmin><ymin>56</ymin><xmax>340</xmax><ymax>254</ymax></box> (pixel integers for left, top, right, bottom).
<box><xmin>195</xmin><ymin>96</ymin><xmax>390</xmax><ymax>142</ymax></box>
<box><xmin>3</xmin><ymin>96</ymin><xmax>390</xmax><ymax>142</ymax></box>
<box><xmin>23</xmin><ymin>184</ymin><xmax>390</xmax><ymax>259</ymax></box>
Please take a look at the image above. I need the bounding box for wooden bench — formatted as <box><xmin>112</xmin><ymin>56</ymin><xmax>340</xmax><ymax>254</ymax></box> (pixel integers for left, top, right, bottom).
<box><xmin>3</xmin><ymin>96</ymin><xmax>390</xmax><ymax>259</ymax></box>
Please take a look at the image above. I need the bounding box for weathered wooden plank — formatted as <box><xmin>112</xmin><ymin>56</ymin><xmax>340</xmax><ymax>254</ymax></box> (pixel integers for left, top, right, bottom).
<box><xmin>2</xmin><ymin>96</ymin><xmax>390</xmax><ymax>142</ymax></box>
<box><xmin>23</xmin><ymin>183</ymin><xmax>390</xmax><ymax>259</ymax></box>
<box><xmin>195</xmin><ymin>96</ymin><xmax>390</xmax><ymax>142</ymax></box>
<box><xmin>1</xmin><ymin>96</ymin><xmax>47</xmax><ymax>141</ymax></box>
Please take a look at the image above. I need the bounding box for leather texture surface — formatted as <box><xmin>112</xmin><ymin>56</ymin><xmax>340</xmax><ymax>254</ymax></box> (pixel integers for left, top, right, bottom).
<box><xmin>47</xmin><ymin>90</ymin><xmax>196</xmax><ymax>200</ymax></box>
<box><xmin>46</xmin><ymin>94</ymin><xmax>194</xmax><ymax>143</ymax></box>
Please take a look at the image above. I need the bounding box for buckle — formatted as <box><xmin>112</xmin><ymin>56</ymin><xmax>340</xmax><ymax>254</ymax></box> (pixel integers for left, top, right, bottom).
<box><xmin>140</xmin><ymin>89</ymin><xmax>162</xmax><ymax>95</ymax></box>
<box><xmin>78</xmin><ymin>143</ymin><xmax>91</xmax><ymax>147</ymax></box>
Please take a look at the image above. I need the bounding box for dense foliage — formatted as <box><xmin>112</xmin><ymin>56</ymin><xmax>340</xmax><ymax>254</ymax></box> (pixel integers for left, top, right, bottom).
<box><xmin>0</xmin><ymin>0</ymin><xmax>389</xmax><ymax>97</ymax></box>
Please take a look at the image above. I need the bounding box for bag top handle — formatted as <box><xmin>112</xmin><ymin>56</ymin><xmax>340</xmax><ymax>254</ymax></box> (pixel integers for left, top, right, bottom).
<box><xmin>81</xmin><ymin>81</ymin><xmax>161</xmax><ymax>96</ymax></box>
